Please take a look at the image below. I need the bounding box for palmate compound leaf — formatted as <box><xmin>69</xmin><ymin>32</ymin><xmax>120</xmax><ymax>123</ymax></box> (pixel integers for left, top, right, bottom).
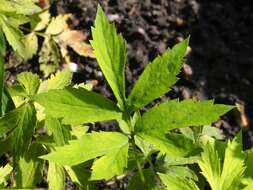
<box><xmin>41</xmin><ymin>131</ymin><xmax>129</xmax><ymax>180</ymax></box>
<box><xmin>198</xmin><ymin>132</ymin><xmax>245</xmax><ymax>190</ymax></box>
<box><xmin>90</xmin><ymin>5</ymin><xmax>126</xmax><ymax>109</ymax></box>
<box><xmin>136</xmin><ymin>99</ymin><xmax>234</xmax><ymax>137</ymax></box>
<box><xmin>33</xmin><ymin>87</ymin><xmax>122</xmax><ymax>125</ymax></box>
<box><xmin>127</xmin><ymin>37</ymin><xmax>189</xmax><ymax>111</ymax></box>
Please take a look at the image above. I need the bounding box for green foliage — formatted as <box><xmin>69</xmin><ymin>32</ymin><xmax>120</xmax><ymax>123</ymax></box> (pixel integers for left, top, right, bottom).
<box><xmin>127</xmin><ymin>38</ymin><xmax>189</xmax><ymax>111</ymax></box>
<box><xmin>0</xmin><ymin>2</ymin><xmax>93</xmax><ymax>75</ymax></box>
<box><xmin>91</xmin><ymin>5</ymin><xmax>126</xmax><ymax>109</ymax></box>
<box><xmin>135</xmin><ymin>99</ymin><xmax>234</xmax><ymax>137</ymax></box>
<box><xmin>0</xmin><ymin>5</ymin><xmax>245</xmax><ymax>190</ymax></box>
<box><xmin>33</xmin><ymin>87</ymin><xmax>122</xmax><ymax>125</ymax></box>
<box><xmin>198</xmin><ymin>133</ymin><xmax>246</xmax><ymax>190</ymax></box>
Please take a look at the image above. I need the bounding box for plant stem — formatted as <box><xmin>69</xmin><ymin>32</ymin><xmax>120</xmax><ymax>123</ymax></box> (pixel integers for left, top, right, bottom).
<box><xmin>124</xmin><ymin>110</ymin><xmax>145</xmax><ymax>182</ymax></box>
<box><xmin>131</xmin><ymin>137</ymin><xmax>145</xmax><ymax>182</ymax></box>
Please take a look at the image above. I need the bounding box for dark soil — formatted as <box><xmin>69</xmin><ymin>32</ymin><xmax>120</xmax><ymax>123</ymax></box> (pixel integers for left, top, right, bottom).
<box><xmin>4</xmin><ymin>0</ymin><xmax>253</xmax><ymax>189</ymax></box>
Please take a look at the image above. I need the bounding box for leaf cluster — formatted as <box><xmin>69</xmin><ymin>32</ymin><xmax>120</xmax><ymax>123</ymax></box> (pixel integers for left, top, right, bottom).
<box><xmin>0</xmin><ymin>1</ymin><xmax>94</xmax><ymax>76</ymax></box>
<box><xmin>0</xmin><ymin>5</ymin><xmax>251</xmax><ymax>190</ymax></box>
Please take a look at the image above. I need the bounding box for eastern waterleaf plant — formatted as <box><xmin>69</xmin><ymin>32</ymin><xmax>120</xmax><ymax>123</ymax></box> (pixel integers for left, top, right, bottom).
<box><xmin>0</xmin><ymin>5</ymin><xmax>252</xmax><ymax>190</ymax></box>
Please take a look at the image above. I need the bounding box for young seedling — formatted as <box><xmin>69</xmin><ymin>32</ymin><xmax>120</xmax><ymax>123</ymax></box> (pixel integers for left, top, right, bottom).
<box><xmin>0</xmin><ymin>5</ymin><xmax>252</xmax><ymax>190</ymax></box>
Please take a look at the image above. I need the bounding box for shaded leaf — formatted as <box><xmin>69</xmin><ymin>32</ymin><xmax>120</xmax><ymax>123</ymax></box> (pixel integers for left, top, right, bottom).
<box><xmin>45</xmin><ymin>116</ymin><xmax>70</xmax><ymax>146</ymax></box>
<box><xmin>0</xmin><ymin>30</ymin><xmax>5</xmax><ymax>117</ymax></box>
<box><xmin>0</xmin><ymin>103</ymin><xmax>32</xmax><ymax>136</ymax></box>
<box><xmin>39</xmin><ymin>37</ymin><xmax>61</xmax><ymax>77</ymax></box>
<box><xmin>128</xmin><ymin>169</ymin><xmax>159</xmax><ymax>190</ymax></box>
<box><xmin>10</xmin><ymin>103</ymin><xmax>37</xmax><ymax>157</ymax></box>
<box><xmin>22</xmin><ymin>32</ymin><xmax>38</xmax><ymax>60</ymax></box>
<box><xmin>16</xmin><ymin>143</ymin><xmax>46</xmax><ymax>188</ymax></box>
<box><xmin>65</xmin><ymin>163</ymin><xmax>97</xmax><ymax>190</ymax></box>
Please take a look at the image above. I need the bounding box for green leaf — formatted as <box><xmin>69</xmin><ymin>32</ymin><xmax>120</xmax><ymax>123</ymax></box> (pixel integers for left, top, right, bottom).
<box><xmin>65</xmin><ymin>163</ymin><xmax>92</xmax><ymax>189</ymax></box>
<box><xmin>47</xmin><ymin>69</ymin><xmax>73</xmax><ymax>90</ymax></box>
<box><xmin>39</xmin><ymin>37</ymin><xmax>61</xmax><ymax>77</ymax></box>
<box><xmin>159</xmin><ymin>165</ymin><xmax>198</xmax><ymax>181</ymax></box>
<box><xmin>48</xmin><ymin>162</ymin><xmax>65</xmax><ymax>190</ymax></box>
<box><xmin>32</xmin><ymin>10</ymin><xmax>51</xmax><ymax>31</ymax></box>
<box><xmin>0</xmin><ymin>103</ymin><xmax>32</xmax><ymax>136</ymax></box>
<box><xmin>202</xmin><ymin>126</ymin><xmax>224</xmax><ymax>140</ymax></box>
<box><xmin>127</xmin><ymin>38</ymin><xmax>189</xmax><ymax>110</ymax></box>
<box><xmin>158</xmin><ymin>173</ymin><xmax>200</xmax><ymax>190</ymax></box>
<box><xmin>10</xmin><ymin>103</ymin><xmax>37</xmax><ymax>157</ymax></box>
<box><xmin>40</xmin><ymin>131</ymin><xmax>129</xmax><ymax>167</ymax></box>
<box><xmin>91</xmin><ymin>6</ymin><xmax>126</xmax><ymax>108</ymax></box>
<box><xmin>220</xmin><ymin>132</ymin><xmax>245</xmax><ymax>189</ymax></box>
<box><xmin>0</xmin><ymin>15</ymin><xmax>25</xmax><ymax>58</ymax></box>
<box><xmin>0</xmin><ymin>164</ymin><xmax>12</xmax><ymax>185</ymax></box>
<box><xmin>90</xmin><ymin>140</ymin><xmax>128</xmax><ymax>180</ymax></box>
<box><xmin>45</xmin><ymin>116</ymin><xmax>70</xmax><ymax>146</ymax></box>
<box><xmin>198</xmin><ymin>133</ymin><xmax>245</xmax><ymax>190</ymax></box>
<box><xmin>243</xmin><ymin>183</ymin><xmax>253</xmax><ymax>190</ymax></box>
<box><xmin>46</xmin><ymin>15</ymin><xmax>69</xmax><ymax>35</ymax></box>
<box><xmin>128</xmin><ymin>169</ymin><xmax>159</xmax><ymax>190</ymax></box>
<box><xmin>136</xmin><ymin>99</ymin><xmax>234</xmax><ymax>137</ymax></box>
<box><xmin>137</xmin><ymin>132</ymin><xmax>200</xmax><ymax>158</ymax></box>
<box><xmin>0</xmin><ymin>0</ymin><xmax>41</xmax><ymax>15</ymax></box>
<box><xmin>243</xmin><ymin>149</ymin><xmax>253</xmax><ymax>185</ymax></box>
<box><xmin>17</xmin><ymin>72</ymin><xmax>40</xmax><ymax>96</ymax></box>
<box><xmin>1</xmin><ymin>87</ymin><xmax>15</xmax><ymax>114</ymax></box>
<box><xmin>33</xmin><ymin>87</ymin><xmax>122</xmax><ymax>125</ymax></box>
<box><xmin>22</xmin><ymin>32</ymin><xmax>38</xmax><ymax>60</ymax></box>
<box><xmin>16</xmin><ymin>143</ymin><xmax>46</xmax><ymax>188</ymax></box>
<box><xmin>198</xmin><ymin>142</ymin><xmax>221</xmax><ymax>190</ymax></box>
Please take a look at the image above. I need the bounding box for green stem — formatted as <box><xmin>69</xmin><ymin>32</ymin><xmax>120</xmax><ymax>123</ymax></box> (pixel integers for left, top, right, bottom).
<box><xmin>124</xmin><ymin>110</ymin><xmax>145</xmax><ymax>182</ymax></box>
<box><xmin>131</xmin><ymin>137</ymin><xmax>145</xmax><ymax>182</ymax></box>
